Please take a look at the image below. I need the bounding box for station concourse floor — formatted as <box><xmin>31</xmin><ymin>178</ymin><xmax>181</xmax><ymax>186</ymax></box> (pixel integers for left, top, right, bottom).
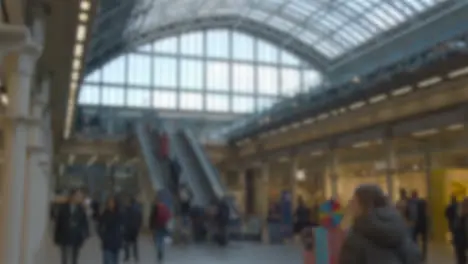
<box><xmin>47</xmin><ymin>235</ymin><xmax>454</xmax><ymax>264</ymax></box>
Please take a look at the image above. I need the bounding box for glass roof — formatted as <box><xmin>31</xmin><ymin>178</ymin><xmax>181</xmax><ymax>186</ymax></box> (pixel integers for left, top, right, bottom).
<box><xmin>126</xmin><ymin>0</ymin><xmax>450</xmax><ymax>59</ymax></box>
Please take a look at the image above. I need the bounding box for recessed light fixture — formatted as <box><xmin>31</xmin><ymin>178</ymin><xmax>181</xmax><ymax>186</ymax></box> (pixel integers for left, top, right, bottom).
<box><xmin>80</xmin><ymin>0</ymin><xmax>91</xmax><ymax>11</ymax></box>
<box><xmin>78</xmin><ymin>12</ymin><xmax>89</xmax><ymax>23</ymax></box>
<box><xmin>76</xmin><ymin>24</ymin><xmax>87</xmax><ymax>42</ymax></box>
<box><xmin>74</xmin><ymin>43</ymin><xmax>84</xmax><ymax>58</ymax></box>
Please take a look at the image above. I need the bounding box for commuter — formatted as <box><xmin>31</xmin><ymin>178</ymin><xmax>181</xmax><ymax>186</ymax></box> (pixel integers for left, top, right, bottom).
<box><xmin>339</xmin><ymin>184</ymin><xmax>420</xmax><ymax>264</ymax></box>
<box><xmin>396</xmin><ymin>188</ymin><xmax>410</xmax><ymax>224</ymax></box>
<box><xmin>179</xmin><ymin>183</ymin><xmax>192</xmax><ymax>226</ymax></box>
<box><xmin>190</xmin><ymin>205</ymin><xmax>207</xmax><ymax>243</ymax></box>
<box><xmin>446</xmin><ymin>194</ymin><xmax>459</xmax><ymax>236</ymax></box>
<box><xmin>215</xmin><ymin>197</ymin><xmax>230</xmax><ymax>246</ymax></box>
<box><xmin>54</xmin><ymin>189</ymin><xmax>89</xmax><ymax>264</ymax></box>
<box><xmin>159</xmin><ymin>131</ymin><xmax>169</xmax><ymax>160</ymax></box>
<box><xmin>453</xmin><ymin>198</ymin><xmax>468</xmax><ymax>264</ymax></box>
<box><xmin>169</xmin><ymin>158</ymin><xmax>182</xmax><ymax>194</ymax></box>
<box><xmin>149</xmin><ymin>197</ymin><xmax>171</xmax><ymax>262</ymax></box>
<box><xmin>267</xmin><ymin>201</ymin><xmax>282</xmax><ymax>244</ymax></box>
<box><xmin>293</xmin><ymin>197</ymin><xmax>311</xmax><ymax>236</ymax></box>
<box><xmin>98</xmin><ymin>196</ymin><xmax>124</xmax><ymax>264</ymax></box>
<box><xmin>123</xmin><ymin>197</ymin><xmax>142</xmax><ymax>263</ymax></box>
<box><xmin>408</xmin><ymin>190</ymin><xmax>428</xmax><ymax>260</ymax></box>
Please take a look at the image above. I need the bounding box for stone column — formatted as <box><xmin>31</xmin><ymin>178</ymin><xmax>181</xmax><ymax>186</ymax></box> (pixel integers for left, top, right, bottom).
<box><xmin>260</xmin><ymin>163</ymin><xmax>270</xmax><ymax>219</ymax></box>
<box><xmin>0</xmin><ymin>41</ymin><xmax>42</xmax><ymax>264</ymax></box>
<box><xmin>290</xmin><ymin>157</ymin><xmax>299</xmax><ymax>210</ymax></box>
<box><xmin>326</xmin><ymin>150</ymin><xmax>339</xmax><ymax>199</ymax></box>
<box><xmin>385</xmin><ymin>132</ymin><xmax>397</xmax><ymax>201</ymax></box>
<box><xmin>237</xmin><ymin>169</ymin><xmax>246</xmax><ymax>215</ymax></box>
<box><xmin>22</xmin><ymin>78</ymin><xmax>50</xmax><ymax>264</ymax></box>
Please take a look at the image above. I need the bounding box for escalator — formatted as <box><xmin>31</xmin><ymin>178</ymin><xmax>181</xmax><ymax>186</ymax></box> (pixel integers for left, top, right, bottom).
<box><xmin>134</xmin><ymin>124</ymin><xmax>172</xmax><ymax>223</ymax></box>
<box><xmin>172</xmin><ymin>128</ymin><xmax>238</xmax><ymax>219</ymax></box>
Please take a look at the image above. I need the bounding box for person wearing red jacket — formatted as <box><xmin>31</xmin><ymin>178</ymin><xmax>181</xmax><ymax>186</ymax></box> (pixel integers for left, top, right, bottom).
<box><xmin>149</xmin><ymin>198</ymin><xmax>171</xmax><ymax>262</ymax></box>
<box><xmin>159</xmin><ymin>132</ymin><xmax>169</xmax><ymax>159</ymax></box>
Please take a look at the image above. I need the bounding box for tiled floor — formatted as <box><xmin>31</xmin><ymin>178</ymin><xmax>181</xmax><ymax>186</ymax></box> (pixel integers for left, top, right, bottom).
<box><xmin>47</xmin><ymin>235</ymin><xmax>454</xmax><ymax>264</ymax></box>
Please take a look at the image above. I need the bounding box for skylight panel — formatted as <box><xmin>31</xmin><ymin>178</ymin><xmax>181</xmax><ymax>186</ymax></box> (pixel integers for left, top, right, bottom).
<box><xmin>268</xmin><ymin>16</ymin><xmax>296</xmax><ymax>32</ymax></box>
<box><xmin>293</xmin><ymin>0</ymin><xmax>321</xmax><ymax>13</ymax></box>
<box><xmin>406</xmin><ymin>0</ymin><xmax>428</xmax><ymax>12</ymax></box>
<box><xmin>380</xmin><ymin>2</ymin><xmax>407</xmax><ymax>22</ymax></box>
<box><xmin>315</xmin><ymin>41</ymin><xmax>343</xmax><ymax>58</ymax></box>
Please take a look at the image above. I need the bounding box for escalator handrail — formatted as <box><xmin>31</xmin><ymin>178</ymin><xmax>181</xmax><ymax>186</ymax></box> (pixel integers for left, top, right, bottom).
<box><xmin>181</xmin><ymin>128</ymin><xmax>225</xmax><ymax>198</ymax></box>
<box><xmin>135</xmin><ymin>124</ymin><xmax>164</xmax><ymax>191</ymax></box>
<box><xmin>181</xmin><ymin>129</ymin><xmax>240</xmax><ymax>219</ymax></box>
<box><xmin>171</xmin><ymin>132</ymin><xmax>208</xmax><ymax>207</ymax></box>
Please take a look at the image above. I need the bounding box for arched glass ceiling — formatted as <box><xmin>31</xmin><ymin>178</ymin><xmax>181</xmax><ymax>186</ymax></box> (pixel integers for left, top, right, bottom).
<box><xmin>127</xmin><ymin>0</ymin><xmax>450</xmax><ymax>59</ymax></box>
<box><xmin>79</xmin><ymin>29</ymin><xmax>322</xmax><ymax>114</ymax></box>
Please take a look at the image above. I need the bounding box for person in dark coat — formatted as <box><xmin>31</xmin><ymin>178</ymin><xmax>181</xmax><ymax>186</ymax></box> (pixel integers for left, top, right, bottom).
<box><xmin>294</xmin><ymin>197</ymin><xmax>311</xmax><ymax>235</ymax></box>
<box><xmin>123</xmin><ymin>197</ymin><xmax>142</xmax><ymax>262</ymax></box>
<box><xmin>339</xmin><ymin>184</ymin><xmax>420</xmax><ymax>264</ymax></box>
<box><xmin>54</xmin><ymin>189</ymin><xmax>89</xmax><ymax>264</ymax></box>
<box><xmin>98</xmin><ymin>196</ymin><xmax>124</xmax><ymax>264</ymax></box>
<box><xmin>453</xmin><ymin>198</ymin><xmax>468</xmax><ymax>264</ymax></box>
<box><xmin>215</xmin><ymin>197</ymin><xmax>230</xmax><ymax>246</ymax></box>
<box><xmin>446</xmin><ymin>194</ymin><xmax>459</xmax><ymax>236</ymax></box>
<box><xmin>408</xmin><ymin>190</ymin><xmax>428</xmax><ymax>260</ymax></box>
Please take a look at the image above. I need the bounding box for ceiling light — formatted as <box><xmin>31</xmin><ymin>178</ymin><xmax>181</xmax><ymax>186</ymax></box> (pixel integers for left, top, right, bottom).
<box><xmin>296</xmin><ymin>169</ymin><xmax>306</xmax><ymax>181</ymax></box>
<box><xmin>392</xmin><ymin>86</ymin><xmax>412</xmax><ymax>96</ymax></box>
<box><xmin>369</xmin><ymin>94</ymin><xmax>387</xmax><ymax>104</ymax></box>
<box><xmin>80</xmin><ymin>0</ymin><xmax>91</xmax><ymax>11</ymax></box>
<box><xmin>448</xmin><ymin>66</ymin><xmax>468</xmax><ymax>78</ymax></box>
<box><xmin>350</xmin><ymin>101</ymin><xmax>366</xmax><ymax>110</ymax></box>
<box><xmin>417</xmin><ymin>76</ymin><xmax>442</xmax><ymax>88</ymax></box>
<box><xmin>74</xmin><ymin>43</ymin><xmax>84</xmax><ymax>58</ymax></box>
<box><xmin>412</xmin><ymin>129</ymin><xmax>438</xmax><ymax>137</ymax></box>
<box><xmin>72</xmin><ymin>59</ymin><xmax>81</xmax><ymax>71</ymax></box>
<box><xmin>311</xmin><ymin>150</ymin><xmax>323</xmax><ymax>156</ymax></box>
<box><xmin>352</xmin><ymin>141</ymin><xmax>370</xmax><ymax>148</ymax></box>
<box><xmin>71</xmin><ymin>71</ymin><xmax>80</xmax><ymax>81</ymax></box>
<box><xmin>317</xmin><ymin>113</ymin><xmax>329</xmax><ymax>120</ymax></box>
<box><xmin>1</xmin><ymin>93</ymin><xmax>8</xmax><ymax>105</ymax></box>
<box><xmin>76</xmin><ymin>24</ymin><xmax>87</xmax><ymax>42</ymax></box>
<box><xmin>78</xmin><ymin>12</ymin><xmax>89</xmax><ymax>23</ymax></box>
<box><xmin>447</xmin><ymin>123</ymin><xmax>464</xmax><ymax>131</ymax></box>
<box><xmin>278</xmin><ymin>156</ymin><xmax>289</xmax><ymax>163</ymax></box>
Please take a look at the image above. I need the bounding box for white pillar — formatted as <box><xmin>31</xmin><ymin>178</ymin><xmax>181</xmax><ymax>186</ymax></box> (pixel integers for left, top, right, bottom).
<box><xmin>0</xmin><ymin>42</ymin><xmax>42</xmax><ymax>264</ymax></box>
<box><xmin>22</xmin><ymin>78</ymin><xmax>50</xmax><ymax>264</ymax></box>
<box><xmin>326</xmin><ymin>151</ymin><xmax>339</xmax><ymax>199</ymax></box>
<box><xmin>260</xmin><ymin>163</ymin><xmax>269</xmax><ymax>219</ymax></box>
<box><xmin>0</xmin><ymin>24</ymin><xmax>28</xmax><ymax>61</ymax></box>
<box><xmin>385</xmin><ymin>138</ymin><xmax>397</xmax><ymax>201</ymax></box>
<box><xmin>290</xmin><ymin>157</ymin><xmax>299</xmax><ymax>209</ymax></box>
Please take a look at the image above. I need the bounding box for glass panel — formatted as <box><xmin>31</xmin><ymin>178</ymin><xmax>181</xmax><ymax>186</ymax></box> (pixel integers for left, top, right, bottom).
<box><xmin>126</xmin><ymin>88</ymin><xmax>151</xmax><ymax>108</ymax></box>
<box><xmin>153</xmin><ymin>57</ymin><xmax>177</xmax><ymax>87</ymax></box>
<box><xmin>128</xmin><ymin>54</ymin><xmax>151</xmax><ymax>86</ymax></box>
<box><xmin>257</xmin><ymin>40</ymin><xmax>278</xmax><ymax>63</ymax></box>
<box><xmin>232</xmin><ymin>63</ymin><xmax>254</xmax><ymax>94</ymax></box>
<box><xmin>102</xmin><ymin>55</ymin><xmax>125</xmax><ymax>83</ymax></box>
<box><xmin>303</xmin><ymin>69</ymin><xmax>322</xmax><ymax>90</ymax></box>
<box><xmin>84</xmin><ymin>69</ymin><xmax>101</xmax><ymax>83</ymax></box>
<box><xmin>101</xmin><ymin>86</ymin><xmax>125</xmax><ymax>106</ymax></box>
<box><xmin>154</xmin><ymin>37</ymin><xmax>178</xmax><ymax>53</ymax></box>
<box><xmin>232</xmin><ymin>32</ymin><xmax>254</xmax><ymax>61</ymax></box>
<box><xmin>232</xmin><ymin>96</ymin><xmax>254</xmax><ymax>113</ymax></box>
<box><xmin>206</xmin><ymin>93</ymin><xmax>229</xmax><ymax>112</ymax></box>
<box><xmin>180</xmin><ymin>59</ymin><xmax>203</xmax><ymax>90</ymax></box>
<box><xmin>137</xmin><ymin>43</ymin><xmax>152</xmax><ymax>52</ymax></box>
<box><xmin>206</xmin><ymin>61</ymin><xmax>229</xmax><ymax>91</ymax></box>
<box><xmin>281</xmin><ymin>68</ymin><xmax>301</xmax><ymax>96</ymax></box>
<box><xmin>179</xmin><ymin>92</ymin><xmax>203</xmax><ymax>111</ymax></box>
<box><xmin>180</xmin><ymin>31</ymin><xmax>203</xmax><ymax>56</ymax></box>
<box><xmin>257</xmin><ymin>97</ymin><xmax>277</xmax><ymax>111</ymax></box>
<box><xmin>206</xmin><ymin>30</ymin><xmax>229</xmax><ymax>58</ymax></box>
<box><xmin>281</xmin><ymin>51</ymin><xmax>301</xmax><ymax>66</ymax></box>
<box><xmin>78</xmin><ymin>84</ymin><xmax>100</xmax><ymax>105</ymax></box>
<box><xmin>258</xmin><ymin>66</ymin><xmax>278</xmax><ymax>95</ymax></box>
<box><xmin>153</xmin><ymin>90</ymin><xmax>176</xmax><ymax>109</ymax></box>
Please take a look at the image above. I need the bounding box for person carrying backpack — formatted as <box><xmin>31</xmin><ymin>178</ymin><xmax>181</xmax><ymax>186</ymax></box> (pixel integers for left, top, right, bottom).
<box><xmin>149</xmin><ymin>197</ymin><xmax>171</xmax><ymax>262</ymax></box>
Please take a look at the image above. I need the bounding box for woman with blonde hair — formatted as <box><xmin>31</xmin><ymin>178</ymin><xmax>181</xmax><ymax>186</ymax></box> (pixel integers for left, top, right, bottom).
<box><xmin>339</xmin><ymin>184</ymin><xmax>420</xmax><ymax>264</ymax></box>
